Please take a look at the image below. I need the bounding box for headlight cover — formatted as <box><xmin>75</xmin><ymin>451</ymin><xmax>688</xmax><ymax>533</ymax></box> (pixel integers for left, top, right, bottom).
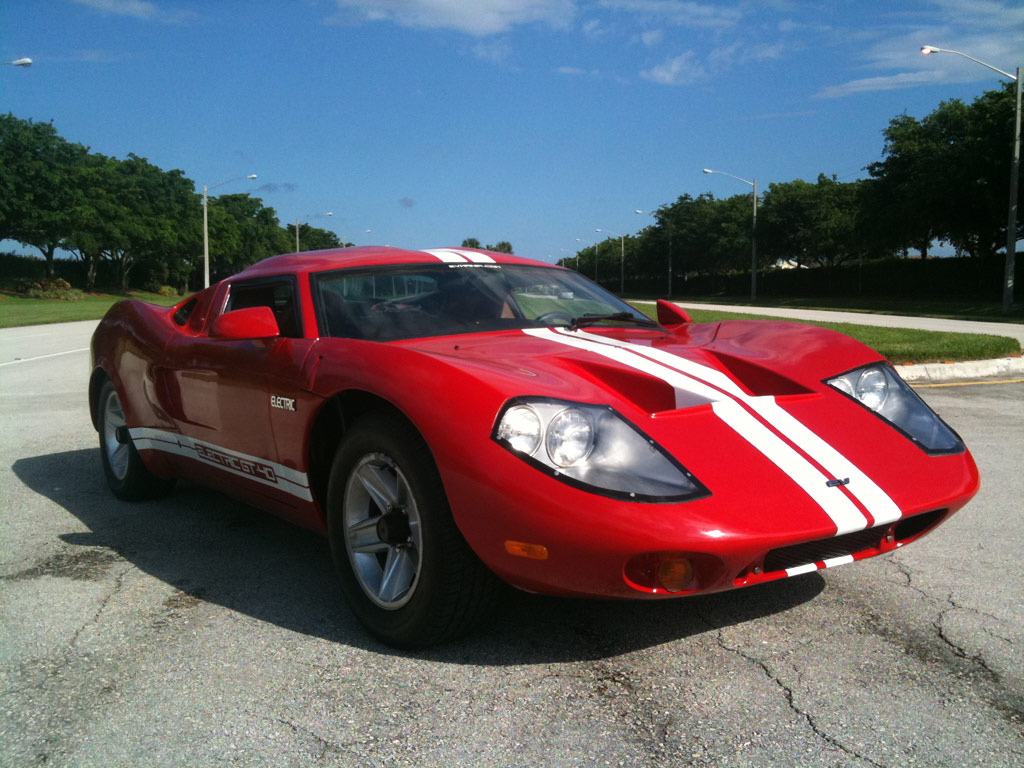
<box><xmin>493</xmin><ymin>398</ymin><xmax>709</xmax><ymax>503</ymax></box>
<box><xmin>826</xmin><ymin>363</ymin><xmax>964</xmax><ymax>454</ymax></box>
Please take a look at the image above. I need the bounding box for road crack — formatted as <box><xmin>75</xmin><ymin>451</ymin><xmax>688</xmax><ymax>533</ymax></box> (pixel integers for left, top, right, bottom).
<box><xmin>694</xmin><ymin>608</ymin><xmax>888</xmax><ymax>768</ymax></box>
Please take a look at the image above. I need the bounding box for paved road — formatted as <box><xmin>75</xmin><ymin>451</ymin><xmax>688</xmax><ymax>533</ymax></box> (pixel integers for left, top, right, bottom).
<box><xmin>673</xmin><ymin>302</ymin><xmax>1024</xmax><ymax>346</ymax></box>
<box><xmin>2</xmin><ymin>323</ymin><xmax>1023</xmax><ymax>767</ymax></box>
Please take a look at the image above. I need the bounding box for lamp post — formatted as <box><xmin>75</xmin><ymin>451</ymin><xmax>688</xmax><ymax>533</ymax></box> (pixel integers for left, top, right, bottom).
<box><xmin>703</xmin><ymin>168</ymin><xmax>758</xmax><ymax>302</ymax></box>
<box><xmin>295</xmin><ymin>212</ymin><xmax>333</xmax><ymax>252</ymax></box>
<box><xmin>922</xmin><ymin>45</ymin><xmax>1021</xmax><ymax>313</ymax></box>
<box><xmin>596</xmin><ymin>228</ymin><xmax>625</xmax><ymax>293</ymax></box>
<box><xmin>202</xmin><ymin>174</ymin><xmax>257</xmax><ymax>288</ymax></box>
<box><xmin>2</xmin><ymin>58</ymin><xmax>32</xmax><ymax>67</ymax></box>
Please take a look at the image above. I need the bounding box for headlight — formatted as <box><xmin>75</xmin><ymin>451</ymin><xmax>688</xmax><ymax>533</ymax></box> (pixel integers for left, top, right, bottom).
<box><xmin>493</xmin><ymin>398</ymin><xmax>709</xmax><ymax>503</ymax></box>
<box><xmin>826</xmin><ymin>364</ymin><xmax>964</xmax><ymax>454</ymax></box>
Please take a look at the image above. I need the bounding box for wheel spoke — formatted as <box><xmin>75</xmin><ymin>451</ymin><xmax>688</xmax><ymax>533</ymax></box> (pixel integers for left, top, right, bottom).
<box><xmin>347</xmin><ymin>515</ymin><xmax>381</xmax><ymax>550</ymax></box>
<box><xmin>355</xmin><ymin>461</ymin><xmax>397</xmax><ymax>512</ymax></box>
<box><xmin>377</xmin><ymin>547</ymin><xmax>417</xmax><ymax>603</ymax></box>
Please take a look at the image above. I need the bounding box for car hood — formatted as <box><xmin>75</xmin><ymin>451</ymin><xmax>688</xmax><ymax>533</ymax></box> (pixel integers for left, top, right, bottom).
<box><xmin>394</xmin><ymin>321</ymin><xmax>884</xmax><ymax>417</ymax></box>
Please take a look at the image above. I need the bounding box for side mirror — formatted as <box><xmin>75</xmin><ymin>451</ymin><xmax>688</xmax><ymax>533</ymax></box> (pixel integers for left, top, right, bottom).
<box><xmin>656</xmin><ymin>299</ymin><xmax>692</xmax><ymax>327</ymax></box>
<box><xmin>211</xmin><ymin>306</ymin><xmax>280</xmax><ymax>340</ymax></box>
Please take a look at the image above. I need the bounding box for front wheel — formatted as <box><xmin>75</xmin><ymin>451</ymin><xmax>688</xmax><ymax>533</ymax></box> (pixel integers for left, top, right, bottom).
<box><xmin>327</xmin><ymin>411</ymin><xmax>498</xmax><ymax>648</ymax></box>
<box><xmin>97</xmin><ymin>379</ymin><xmax>174</xmax><ymax>500</ymax></box>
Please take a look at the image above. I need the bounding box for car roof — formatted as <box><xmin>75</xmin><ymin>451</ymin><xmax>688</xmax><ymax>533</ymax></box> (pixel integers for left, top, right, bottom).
<box><xmin>235</xmin><ymin>246</ymin><xmax>556</xmax><ymax>278</ymax></box>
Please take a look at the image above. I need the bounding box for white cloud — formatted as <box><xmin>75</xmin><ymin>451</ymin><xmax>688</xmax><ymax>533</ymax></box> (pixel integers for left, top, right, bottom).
<box><xmin>814</xmin><ymin>70</ymin><xmax>943</xmax><ymax>99</ymax></box>
<box><xmin>640</xmin><ymin>28</ymin><xmax>663</xmax><ymax>47</ymax></box>
<box><xmin>70</xmin><ymin>0</ymin><xmax>195</xmax><ymax>23</ymax></box>
<box><xmin>817</xmin><ymin>0</ymin><xmax>1024</xmax><ymax>97</ymax></box>
<box><xmin>472</xmin><ymin>39</ymin><xmax>515</xmax><ymax>64</ymax></box>
<box><xmin>639</xmin><ymin>51</ymin><xmax>705</xmax><ymax>85</ymax></box>
<box><xmin>598</xmin><ymin>0</ymin><xmax>741</xmax><ymax>30</ymax></box>
<box><xmin>71</xmin><ymin>0</ymin><xmax>157</xmax><ymax>18</ymax></box>
<box><xmin>332</xmin><ymin>0</ymin><xmax>577</xmax><ymax>36</ymax></box>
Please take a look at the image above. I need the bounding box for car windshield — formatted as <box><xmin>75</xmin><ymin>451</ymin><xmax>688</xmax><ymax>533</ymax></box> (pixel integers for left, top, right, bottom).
<box><xmin>314</xmin><ymin>263</ymin><xmax>657</xmax><ymax>341</ymax></box>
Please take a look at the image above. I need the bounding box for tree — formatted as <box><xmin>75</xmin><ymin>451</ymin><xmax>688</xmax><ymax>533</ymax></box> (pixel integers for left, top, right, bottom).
<box><xmin>867</xmin><ymin>81</ymin><xmax>1023</xmax><ymax>260</ymax></box>
<box><xmin>0</xmin><ymin>114</ymin><xmax>88</xmax><ymax>276</ymax></box>
<box><xmin>460</xmin><ymin>238</ymin><xmax>481</xmax><ymax>248</ymax></box>
<box><xmin>760</xmin><ymin>175</ymin><xmax>865</xmax><ymax>269</ymax></box>
<box><xmin>285</xmin><ymin>223</ymin><xmax>344</xmax><ymax>252</ymax></box>
<box><xmin>207</xmin><ymin>194</ymin><xmax>290</xmax><ymax>279</ymax></box>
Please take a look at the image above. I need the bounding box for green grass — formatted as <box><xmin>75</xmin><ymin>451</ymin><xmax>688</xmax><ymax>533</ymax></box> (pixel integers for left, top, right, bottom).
<box><xmin>0</xmin><ymin>290</ymin><xmax>182</xmax><ymax>328</ymax></box>
<box><xmin>667</xmin><ymin>295</ymin><xmax>1024</xmax><ymax>324</ymax></box>
<box><xmin>629</xmin><ymin>303</ymin><xmax>1021</xmax><ymax>365</ymax></box>
<box><xmin>2</xmin><ymin>289</ymin><xmax>1018</xmax><ymax>366</ymax></box>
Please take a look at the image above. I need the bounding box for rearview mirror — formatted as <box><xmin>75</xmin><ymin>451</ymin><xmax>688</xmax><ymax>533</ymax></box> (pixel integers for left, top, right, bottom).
<box><xmin>211</xmin><ymin>306</ymin><xmax>281</xmax><ymax>340</ymax></box>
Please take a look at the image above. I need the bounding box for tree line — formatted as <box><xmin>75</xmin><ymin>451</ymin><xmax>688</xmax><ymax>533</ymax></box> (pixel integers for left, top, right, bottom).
<box><xmin>0</xmin><ymin>113</ymin><xmax>347</xmax><ymax>292</ymax></box>
<box><xmin>565</xmin><ymin>81</ymin><xmax>1021</xmax><ymax>298</ymax></box>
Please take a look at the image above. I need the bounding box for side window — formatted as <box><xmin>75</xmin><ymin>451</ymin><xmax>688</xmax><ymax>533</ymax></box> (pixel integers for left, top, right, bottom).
<box><xmin>225</xmin><ymin>279</ymin><xmax>302</xmax><ymax>338</ymax></box>
<box><xmin>173</xmin><ymin>297</ymin><xmax>198</xmax><ymax>327</ymax></box>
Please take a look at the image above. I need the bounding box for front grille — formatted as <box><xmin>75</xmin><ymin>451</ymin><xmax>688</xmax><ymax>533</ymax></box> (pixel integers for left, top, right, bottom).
<box><xmin>762</xmin><ymin>508</ymin><xmax>947</xmax><ymax>574</ymax></box>
<box><xmin>764</xmin><ymin>526</ymin><xmax>883</xmax><ymax>573</ymax></box>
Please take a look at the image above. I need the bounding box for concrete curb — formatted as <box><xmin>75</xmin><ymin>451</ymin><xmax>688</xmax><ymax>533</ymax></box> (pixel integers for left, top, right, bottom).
<box><xmin>896</xmin><ymin>356</ymin><xmax>1024</xmax><ymax>383</ymax></box>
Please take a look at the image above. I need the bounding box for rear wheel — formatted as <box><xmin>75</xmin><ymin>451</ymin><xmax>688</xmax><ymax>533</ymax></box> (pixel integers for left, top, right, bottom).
<box><xmin>97</xmin><ymin>379</ymin><xmax>174</xmax><ymax>500</ymax></box>
<box><xmin>327</xmin><ymin>411</ymin><xmax>498</xmax><ymax>648</ymax></box>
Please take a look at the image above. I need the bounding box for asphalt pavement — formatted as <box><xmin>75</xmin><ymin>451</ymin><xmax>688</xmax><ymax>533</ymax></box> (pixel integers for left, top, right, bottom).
<box><xmin>1</xmin><ymin>318</ymin><xmax>1022</xmax><ymax>767</ymax></box>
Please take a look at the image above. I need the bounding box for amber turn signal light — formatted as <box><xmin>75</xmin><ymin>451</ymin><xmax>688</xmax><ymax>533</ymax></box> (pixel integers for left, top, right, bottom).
<box><xmin>505</xmin><ymin>540</ymin><xmax>549</xmax><ymax>560</ymax></box>
<box><xmin>657</xmin><ymin>558</ymin><xmax>694</xmax><ymax>592</ymax></box>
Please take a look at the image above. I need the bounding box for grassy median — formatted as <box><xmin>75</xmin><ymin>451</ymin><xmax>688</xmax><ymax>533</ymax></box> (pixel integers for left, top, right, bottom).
<box><xmin>631</xmin><ymin>304</ymin><xmax>1021</xmax><ymax>365</ymax></box>
<box><xmin>0</xmin><ymin>290</ymin><xmax>1019</xmax><ymax>366</ymax></box>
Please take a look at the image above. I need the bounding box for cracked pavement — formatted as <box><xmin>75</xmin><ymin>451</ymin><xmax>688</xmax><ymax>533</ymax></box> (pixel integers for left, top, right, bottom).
<box><xmin>2</xmin><ymin>322</ymin><xmax>1022</xmax><ymax>767</ymax></box>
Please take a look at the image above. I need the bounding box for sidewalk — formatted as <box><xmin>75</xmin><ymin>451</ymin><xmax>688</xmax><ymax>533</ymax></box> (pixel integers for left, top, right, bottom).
<box><xmin>671</xmin><ymin>302</ymin><xmax>1024</xmax><ymax>383</ymax></box>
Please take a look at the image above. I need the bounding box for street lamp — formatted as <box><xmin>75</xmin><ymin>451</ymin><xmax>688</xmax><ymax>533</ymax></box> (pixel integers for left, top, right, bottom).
<box><xmin>921</xmin><ymin>45</ymin><xmax>1021</xmax><ymax>313</ymax></box>
<box><xmin>295</xmin><ymin>212</ymin><xmax>333</xmax><ymax>252</ymax></box>
<box><xmin>2</xmin><ymin>58</ymin><xmax>31</xmax><ymax>67</ymax></box>
<box><xmin>703</xmin><ymin>168</ymin><xmax>758</xmax><ymax>302</ymax></box>
<box><xmin>596</xmin><ymin>228</ymin><xmax>626</xmax><ymax>294</ymax></box>
<box><xmin>202</xmin><ymin>174</ymin><xmax>257</xmax><ymax>288</ymax></box>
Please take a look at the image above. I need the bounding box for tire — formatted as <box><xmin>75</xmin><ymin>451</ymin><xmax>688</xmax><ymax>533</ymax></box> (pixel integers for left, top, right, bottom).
<box><xmin>327</xmin><ymin>411</ymin><xmax>498</xmax><ymax>648</ymax></box>
<box><xmin>97</xmin><ymin>378</ymin><xmax>175</xmax><ymax>501</ymax></box>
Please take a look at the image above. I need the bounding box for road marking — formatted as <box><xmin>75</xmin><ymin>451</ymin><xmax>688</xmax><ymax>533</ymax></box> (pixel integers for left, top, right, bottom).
<box><xmin>912</xmin><ymin>378</ymin><xmax>1024</xmax><ymax>388</ymax></box>
<box><xmin>0</xmin><ymin>347</ymin><xmax>90</xmax><ymax>367</ymax></box>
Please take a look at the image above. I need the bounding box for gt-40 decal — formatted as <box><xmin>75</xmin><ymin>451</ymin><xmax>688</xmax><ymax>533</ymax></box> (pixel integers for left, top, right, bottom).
<box><xmin>525</xmin><ymin>328</ymin><xmax>902</xmax><ymax>536</ymax></box>
<box><xmin>128</xmin><ymin>427</ymin><xmax>311</xmax><ymax>502</ymax></box>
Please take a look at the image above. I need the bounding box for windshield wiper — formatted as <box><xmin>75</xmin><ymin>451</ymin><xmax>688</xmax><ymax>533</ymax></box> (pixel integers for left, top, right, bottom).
<box><xmin>568</xmin><ymin>312</ymin><xmax>660</xmax><ymax>332</ymax></box>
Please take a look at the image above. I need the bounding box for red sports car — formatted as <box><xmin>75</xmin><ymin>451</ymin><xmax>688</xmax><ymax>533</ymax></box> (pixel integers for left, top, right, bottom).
<box><xmin>90</xmin><ymin>246</ymin><xmax>979</xmax><ymax>647</ymax></box>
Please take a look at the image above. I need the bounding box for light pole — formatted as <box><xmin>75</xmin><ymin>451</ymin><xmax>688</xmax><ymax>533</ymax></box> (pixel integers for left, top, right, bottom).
<box><xmin>202</xmin><ymin>174</ymin><xmax>257</xmax><ymax>288</ymax></box>
<box><xmin>922</xmin><ymin>45</ymin><xmax>1021</xmax><ymax>313</ymax></box>
<box><xmin>596</xmin><ymin>228</ymin><xmax>626</xmax><ymax>294</ymax></box>
<box><xmin>295</xmin><ymin>212</ymin><xmax>332</xmax><ymax>252</ymax></box>
<box><xmin>1</xmin><ymin>58</ymin><xmax>32</xmax><ymax>67</ymax></box>
<box><xmin>703</xmin><ymin>168</ymin><xmax>758</xmax><ymax>302</ymax></box>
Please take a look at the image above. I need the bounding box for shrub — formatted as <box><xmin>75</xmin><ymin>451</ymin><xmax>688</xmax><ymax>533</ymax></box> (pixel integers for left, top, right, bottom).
<box><xmin>17</xmin><ymin>277</ymin><xmax>85</xmax><ymax>301</ymax></box>
<box><xmin>157</xmin><ymin>285</ymin><xmax>178</xmax><ymax>297</ymax></box>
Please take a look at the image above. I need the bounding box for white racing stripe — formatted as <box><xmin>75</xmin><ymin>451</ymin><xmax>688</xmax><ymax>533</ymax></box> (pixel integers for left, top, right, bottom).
<box><xmin>573</xmin><ymin>329</ymin><xmax>902</xmax><ymax>527</ymax></box>
<box><xmin>423</xmin><ymin>248</ymin><xmax>497</xmax><ymax>264</ymax></box>
<box><xmin>526</xmin><ymin>327</ymin><xmax>902</xmax><ymax>535</ymax></box>
<box><xmin>785</xmin><ymin>554</ymin><xmax>855</xmax><ymax>578</ymax></box>
<box><xmin>129</xmin><ymin>427</ymin><xmax>312</xmax><ymax>502</ymax></box>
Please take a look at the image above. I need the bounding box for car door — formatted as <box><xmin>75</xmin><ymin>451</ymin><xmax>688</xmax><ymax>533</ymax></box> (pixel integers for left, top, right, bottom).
<box><xmin>161</xmin><ymin>275</ymin><xmax>313</xmax><ymax>510</ymax></box>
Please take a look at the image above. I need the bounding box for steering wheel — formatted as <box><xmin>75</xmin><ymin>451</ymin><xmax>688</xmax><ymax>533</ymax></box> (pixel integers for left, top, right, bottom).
<box><xmin>535</xmin><ymin>311</ymin><xmax>573</xmax><ymax>327</ymax></box>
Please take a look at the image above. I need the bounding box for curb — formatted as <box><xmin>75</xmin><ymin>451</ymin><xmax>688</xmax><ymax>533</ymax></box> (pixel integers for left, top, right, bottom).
<box><xmin>896</xmin><ymin>356</ymin><xmax>1024</xmax><ymax>383</ymax></box>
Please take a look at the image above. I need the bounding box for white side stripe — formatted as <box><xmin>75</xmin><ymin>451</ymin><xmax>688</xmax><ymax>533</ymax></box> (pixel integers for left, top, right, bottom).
<box><xmin>129</xmin><ymin>428</ymin><xmax>312</xmax><ymax>502</ymax></box>
<box><xmin>553</xmin><ymin>327</ymin><xmax>902</xmax><ymax>529</ymax></box>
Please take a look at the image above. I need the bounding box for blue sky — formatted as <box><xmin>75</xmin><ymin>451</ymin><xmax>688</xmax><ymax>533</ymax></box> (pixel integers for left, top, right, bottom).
<box><xmin>2</xmin><ymin>0</ymin><xmax>1023</xmax><ymax>263</ymax></box>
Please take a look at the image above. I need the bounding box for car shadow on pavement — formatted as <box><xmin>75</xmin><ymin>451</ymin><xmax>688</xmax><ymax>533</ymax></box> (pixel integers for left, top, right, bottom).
<box><xmin>13</xmin><ymin>448</ymin><xmax>824</xmax><ymax>664</ymax></box>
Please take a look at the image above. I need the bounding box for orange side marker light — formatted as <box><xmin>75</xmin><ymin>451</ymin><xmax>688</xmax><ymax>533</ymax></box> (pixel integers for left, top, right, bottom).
<box><xmin>505</xmin><ymin>540</ymin><xmax>549</xmax><ymax>560</ymax></box>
